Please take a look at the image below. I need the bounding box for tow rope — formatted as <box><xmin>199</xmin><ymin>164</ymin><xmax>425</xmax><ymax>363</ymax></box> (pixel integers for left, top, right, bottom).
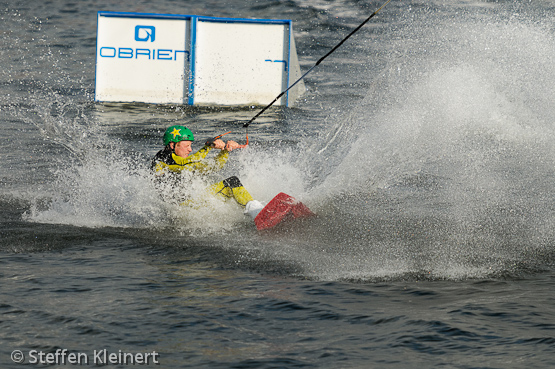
<box><xmin>213</xmin><ymin>0</ymin><xmax>392</xmax><ymax>146</ymax></box>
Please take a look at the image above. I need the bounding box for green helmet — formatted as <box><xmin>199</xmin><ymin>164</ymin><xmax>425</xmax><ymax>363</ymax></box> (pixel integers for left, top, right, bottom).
<box><xmin>163</xmin><ymin>125</ymin><xmax>194</xmax><ymax>146</ymax></box>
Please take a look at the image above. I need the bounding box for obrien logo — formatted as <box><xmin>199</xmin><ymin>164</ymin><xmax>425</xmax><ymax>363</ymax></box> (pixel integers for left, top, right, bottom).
<box><xmin>135</xmin><ymin>25</ymin><xmax>155</xmax><ymax>42</ymax></box>
<box><xmin>99</xmin><ymin>23</ymin><xmax>189</xmax><ymax>61</ymax></box>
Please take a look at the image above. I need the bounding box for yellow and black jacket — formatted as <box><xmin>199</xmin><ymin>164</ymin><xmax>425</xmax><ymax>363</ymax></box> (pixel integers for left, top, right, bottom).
<box><xmin>150</xmin><ymin>145</ymin><xmax>254</xmax><ymax>207</ymax></box>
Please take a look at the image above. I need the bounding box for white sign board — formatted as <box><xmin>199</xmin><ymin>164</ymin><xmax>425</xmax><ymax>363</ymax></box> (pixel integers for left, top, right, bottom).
<box><xmin>95</xmin><ymin>12</ymin><xmax>304</xmax><ymax>107</ymax></box>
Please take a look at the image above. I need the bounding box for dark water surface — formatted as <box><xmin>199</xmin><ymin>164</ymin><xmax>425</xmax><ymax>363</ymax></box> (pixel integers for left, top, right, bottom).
<box><xmin>2</xmin><ymin>0</ymin><xmax>555</xmax><ymax>367</ymax></box>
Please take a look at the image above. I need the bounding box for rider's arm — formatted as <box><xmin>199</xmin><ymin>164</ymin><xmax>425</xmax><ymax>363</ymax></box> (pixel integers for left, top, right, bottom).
<box><xmin>173</xmin><ymin>146</ymin><xmax>230</xmax><ymax>174</ymax></box>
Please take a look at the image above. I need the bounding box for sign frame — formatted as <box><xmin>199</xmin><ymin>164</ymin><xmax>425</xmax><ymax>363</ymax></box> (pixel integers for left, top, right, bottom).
<box><xmin>95</xmin><ymin>11</ymin><xmax>304</xmax><ymax>107</ymax></box>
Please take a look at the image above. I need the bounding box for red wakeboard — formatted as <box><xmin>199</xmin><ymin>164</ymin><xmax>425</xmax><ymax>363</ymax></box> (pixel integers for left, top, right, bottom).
<box><xmin>254</xmin><ymin>192</ymin><xmax>314</xmax><ymax>230</ymax></box>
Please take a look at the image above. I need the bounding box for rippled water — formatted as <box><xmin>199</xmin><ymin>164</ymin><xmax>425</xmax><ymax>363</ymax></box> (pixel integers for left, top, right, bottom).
<box><xmin>2</xmin><ymin>0</ymin><xmax>555</xmax><ymax>367</ymax></box>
